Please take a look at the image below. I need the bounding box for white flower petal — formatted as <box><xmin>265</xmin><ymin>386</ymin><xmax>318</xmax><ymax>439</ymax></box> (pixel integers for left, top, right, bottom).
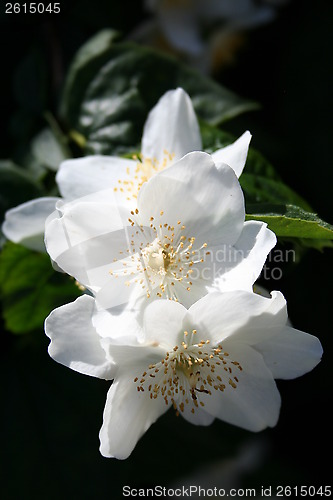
<box><xmin>45</xmin><ymin>200</ymin><xmax>131</xmax><ymax>286</ymax></box>
<box><xmin>255</xmin><ymin>326</ymin><xmax>323</xmax><ymax>379</ymax></box>
<box><xmin>138</xmin><ymin>152</ymin><xmax>245</xmax><ymax>246</ymax></box>
<box><xmin>2</xmin><ymin>197</ymin><xmax>60</xmax><ymax>251</ymax></box>
<box><xmin>211</xmin><ymin>131</ymin><xmax>252</xmax><ymax>178</ymax></box>
<box><xmin>45</xmin><ymin>295</ymin><xmax>113</xmax><ymax>379</ymax></box>
<box><xmin>141</xmin><ymin>88</ymin><xmax>202</xmax><ymax>164</ymax></box>
<box><xmin>143</xmin><ymin>299</ymin><xmax>187</xmax><ymax>347</ymax></box>
<box><xmin>188</xmin><ymin>290</ymin><xmax>287</xmax><ymax>345</ymax></box>
<box><xmin>209</xmin><ymin>221</ymin><xmax>276</xmax><ymax>292</ymax></box>
<box><xmin>54</xmin><ymin>197</ymin><xmax>129</xmax><ymax>246</ymax></box>
<box><xmin>180</xmin><ymin>403</ymin><xmax>215</xmax><ymax>426</ymax></box>
<box><xmin>102</xmin><ymin>340</ymin><xmax>165</xmax><ymax>368</ymax></box>
<box><xmin>169</xmin><ymin>278</ymin><xmax>211</xmax><ymax>309</ymax></box>
<box><xmin>200</xmin><ymin>342</ymin><xmax>281</xmax><ymax>431</ymax></box>
<box><xmin>99</xmin><ymin>368</ymin><xmax>168</xmax><ymax>459</ymax></box>
<box><xmin>56</xmin><ymin>155</ymin><xmax>137</xmax><ymax>200</ymax></box>
<box><xmin>95</xmin><ymin>274</ymin><xmax>142</xmax><ymax>309</ymax></box>
<box><xmin>92</xmin><ymin>303</ymin><xmax>144</xmax><ymax>341</ymax></box>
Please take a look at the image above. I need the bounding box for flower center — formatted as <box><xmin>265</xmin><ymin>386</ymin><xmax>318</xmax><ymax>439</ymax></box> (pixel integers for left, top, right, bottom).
<box><xmin>134</xmin><ymin>332</ymin><xmax>243</xmax><ymax>416</ymax></box>
<box><xmin>114</xmin><ymin>151</ymin><xmax>175</xmax><ymax>201</ymax></box>
<box><xmin>109</xmin><ymin>209</ymin><xmax>211</xmax><ymax>301</ymax></box>
<box><xmin>141</xmin><ymin>238</ymin><xmax>170</xmax><ymax>275</ymax></box>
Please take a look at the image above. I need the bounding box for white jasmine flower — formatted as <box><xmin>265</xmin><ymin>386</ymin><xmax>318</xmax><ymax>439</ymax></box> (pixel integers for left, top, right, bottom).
<box><xmin>2</xmin><ymin>88</ymin><xmax>250</xmax><ymax>251</ymax></box>
<box><xmin>45</xmin><ymin>151</ymin><xmax>275</xmax><ymax>315</ymax></box>
<box><xmin>45</xmin><ymin>290</ymin><xmax>323</xmax><ymax>459</ymax></box>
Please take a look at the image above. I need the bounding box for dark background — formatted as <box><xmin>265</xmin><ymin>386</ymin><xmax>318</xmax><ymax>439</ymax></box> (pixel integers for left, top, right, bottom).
<box><xmin>1</xmin><ymin>0</ymin><xmax>332</xmax><ymax>498</ymax></box>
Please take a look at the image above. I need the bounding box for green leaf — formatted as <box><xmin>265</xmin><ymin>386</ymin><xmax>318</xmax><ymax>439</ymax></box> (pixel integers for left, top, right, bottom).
<box><xmin>200</xmin><ymin>123</ymin><xmax>235</xmax><ymax>152</ymax></box>
<box><xmin>200</xmin><ymin>122</ymin><xmax>281</xmax><ymax>179</ymax></box>
<box><xmin>200</xmin><ymin>122</ymin><xmax>313</xmax><ymax>211</ymax></box>
<box><xmin>246</xmin><ymin>204</ymin><xmax>333</xmax><ymax>248</ymax></box>
<box><xmin>31</xmin><ymin>127</ymin><xmax>70</xmax><ymax>171</ymax></box>
<box><xmin>0</xmin><ymin>243</ymin><xmax>81</xmax><ymax>334</ymax></box>
<box><xmin>0</xmin><ymin>160</ymin><xmax>43</xmax><ymax>220</ymax></box>
<box><xmin>240</xmin><ymin>174</ymin><xmax>313</xmax><ymax>211</ymax></box>
<box><xmin>60</xmin><ymin>29</ymin><xmax>121</xmax><ymax>127</ymax></box>
<box><xmin>202</xmin><ymin>123</ymin><xmax>333</xmax><ymax>249</ymax></box>
<box><xmin>60</xmin><ymin>34</ymin><xmax>257</xmax><ymax>155</ymax></box>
